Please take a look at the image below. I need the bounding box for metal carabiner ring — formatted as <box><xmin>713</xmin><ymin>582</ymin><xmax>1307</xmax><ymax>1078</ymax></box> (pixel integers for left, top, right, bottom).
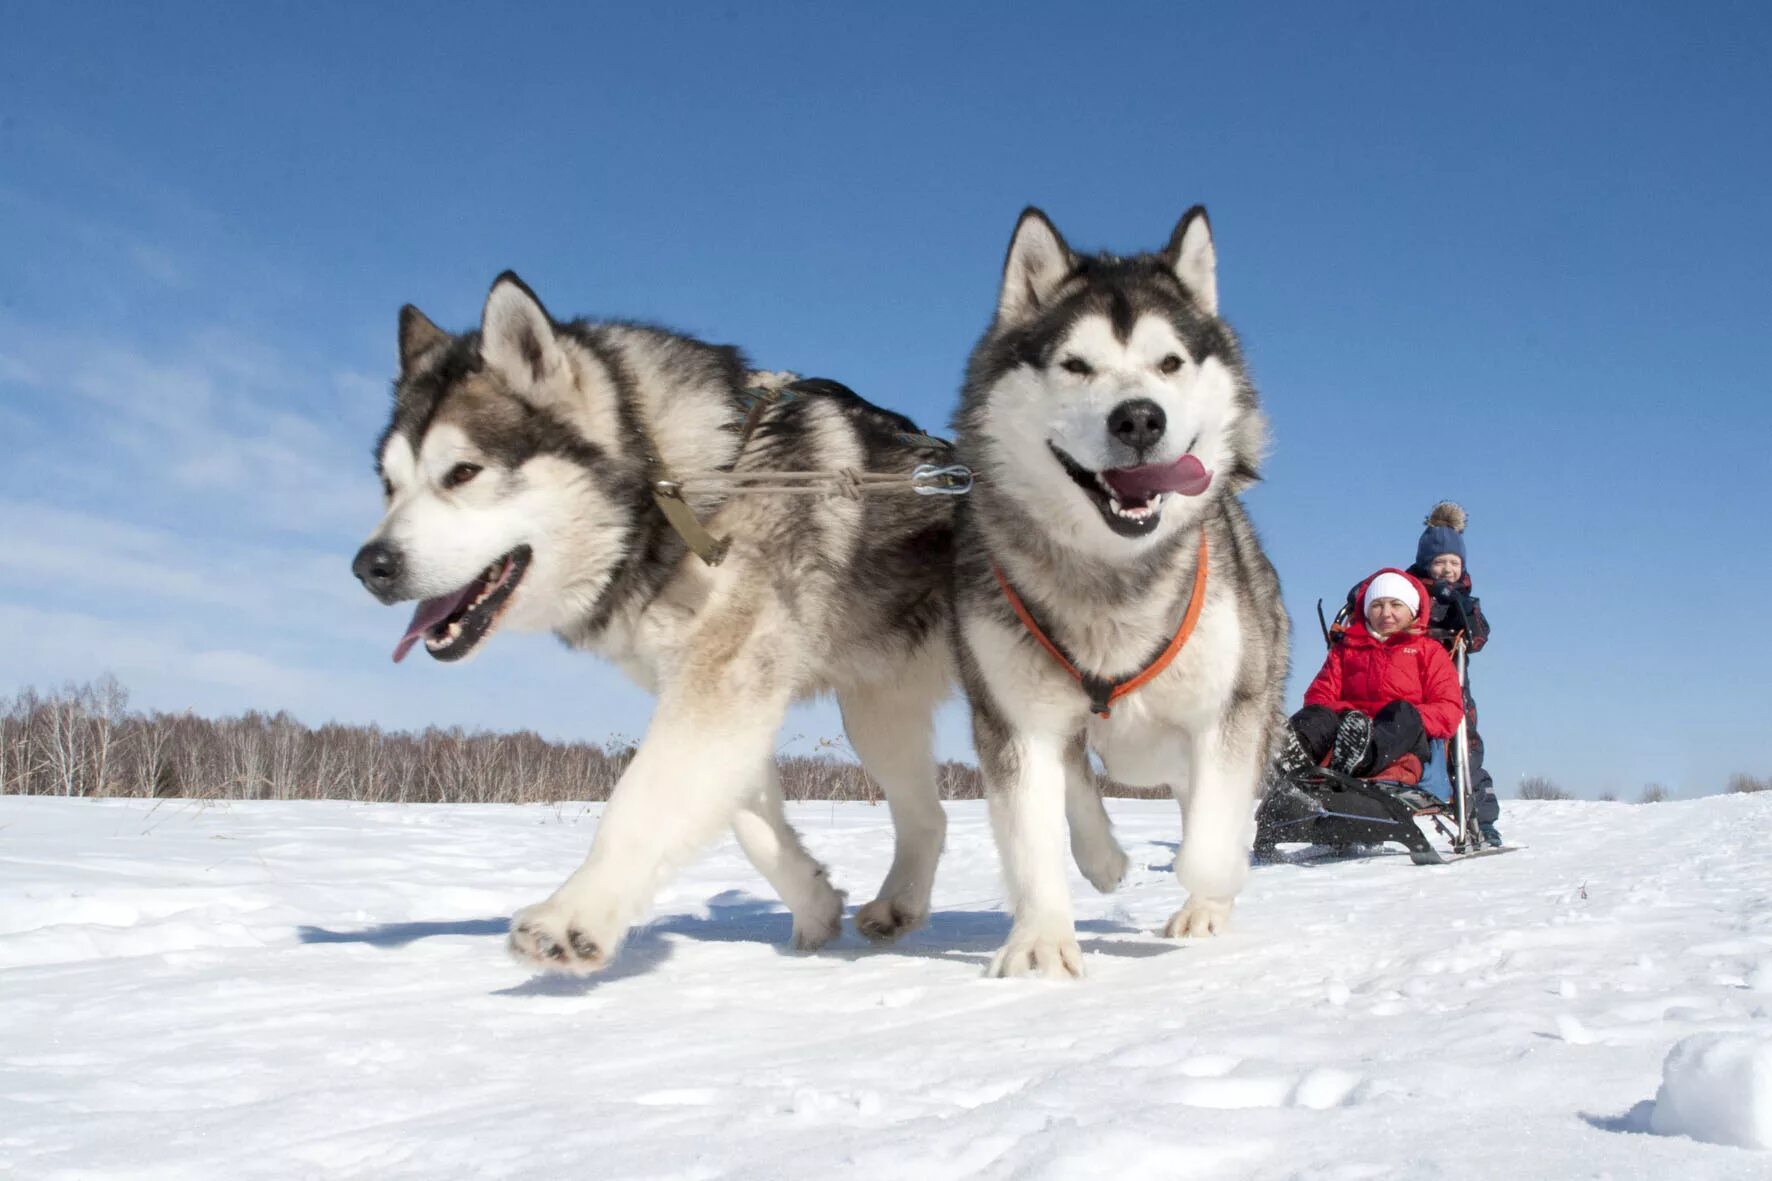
<box><xmin>910</xmin><ymin>463</ymin><xmax>974</xmax><ymax>496</ymax></box>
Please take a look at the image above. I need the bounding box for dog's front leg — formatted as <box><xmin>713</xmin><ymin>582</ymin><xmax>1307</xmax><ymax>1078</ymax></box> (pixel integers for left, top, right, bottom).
<box><xmin>508</xmin><ymin>595</ymin><xmax>796</xmax><ymax>974</ymax></box>
<box><xmin>980</xmin><ymin>719</ymin><xmax>1082</xmax><ymax>979</ymax></box>
<box><xmin>1165</xmin><ymin>722</ymin><xmax>1259</xmax><ymax>938</ymax></box>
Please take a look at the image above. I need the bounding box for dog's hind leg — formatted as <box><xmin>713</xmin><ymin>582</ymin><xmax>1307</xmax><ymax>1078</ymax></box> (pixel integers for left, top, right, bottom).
<box><xmin>731</xmin><ymin>761</ymin><xmax>845</xmax><ymax>951</ymax></box>
<box><xmin>1064</xmin><ymin>737</ymin><xmax>1129</xmax><ymax>894</ymax></box>
<box><xmin>1164</xmin><ymin>721</ymin><xmax>1261</xmax><ymax>939</ymax></box>
<box><xmin>838</xmin><ymin>673</ymin><xmax>947</xmax><ymax>943</ymax></box>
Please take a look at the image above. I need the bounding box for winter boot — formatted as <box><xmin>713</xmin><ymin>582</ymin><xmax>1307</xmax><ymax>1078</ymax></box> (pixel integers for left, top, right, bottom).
<box><xmin>1476</xmin><ymin>785</ymin><xmax>1502</xmax><ymax>845</ymax></box>
<box><xmin>1272</xmin><ymin>727</ymin><xmax>1316</xmax><ymax>778</ymax></box>
<box><xmin>1329</xmin><ymin>711</ymin><xmax>1374</xmax><ymax>776</ymax></box>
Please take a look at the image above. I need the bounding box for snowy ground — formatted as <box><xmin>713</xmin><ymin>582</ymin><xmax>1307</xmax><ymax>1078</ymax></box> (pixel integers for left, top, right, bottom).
<box><xmin>3</xmin><ymin>793</ymin><xmax>1770</xmax><ymax>1180</ymax></box>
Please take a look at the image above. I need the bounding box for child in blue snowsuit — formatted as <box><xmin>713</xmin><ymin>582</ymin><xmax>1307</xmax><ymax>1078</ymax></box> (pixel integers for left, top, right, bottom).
<box><xmin>1408</xmin><ymin>502</ymin><xmax>1501</xmax><ymax>846</ymax></box>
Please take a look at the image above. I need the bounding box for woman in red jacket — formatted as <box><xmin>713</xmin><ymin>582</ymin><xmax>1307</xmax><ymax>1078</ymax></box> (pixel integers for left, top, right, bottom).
<box><xmin>1275</xmin><ymin>569</ymin><xmax>1465</xmax><ymax>783</ymax></box>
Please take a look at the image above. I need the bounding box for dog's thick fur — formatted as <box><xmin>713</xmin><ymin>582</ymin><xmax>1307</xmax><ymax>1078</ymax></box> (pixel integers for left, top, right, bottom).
<box><xmin>354</xmin><ymin>274</ymin><xmax>955</xmax><ymax>973</ymax></box>
<box><xmin>952</xmin><ymin>208</ymin><xmax>1290</xmax><ymax>977</ymax></box>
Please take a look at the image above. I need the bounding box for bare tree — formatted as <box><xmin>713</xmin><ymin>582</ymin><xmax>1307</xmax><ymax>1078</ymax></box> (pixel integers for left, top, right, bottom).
<box><xmin>1517</xmin><ymin>775</ymin><xmax>1573</xmax><ymax>801</ymax></box>
<box><xmin>87</xmin><ymin>674</ymin><xmax>130</xmax><ymax>796</ymax></box>
<box><xmin>41</xmin><ymin>681</ymin><xmax>93</xmax><ymax>797</ymax></box>
<box><xmin>1596</xmin><ymin>790</ymin><xmax>1619</xmax><ymax>802</ymax></box>
<box><xmin>0</xmin><ymin>690</ymin><xmax>26</xmax><ymax>793</ymax></box>
<box><xmin>1726</xmin><ymin>773</ymin><xmax>1770</xmax><ymax>795</ymax></box>
<box><xmin>1638</xmin><ymin>783</ymin><xmax>1670</xmax><ymax>804</ymax></box>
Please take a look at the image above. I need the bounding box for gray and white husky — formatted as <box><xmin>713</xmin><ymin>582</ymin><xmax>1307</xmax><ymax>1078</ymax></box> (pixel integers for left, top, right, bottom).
<box><xmin>952</xmin><ymin>208</ymin><xmax>1289</xmax><ymax>977</ymax></box>
<box><xmin>352</xmin><ymin>273</ymin><xmax>955</xmax><ymax>973</ymax></box>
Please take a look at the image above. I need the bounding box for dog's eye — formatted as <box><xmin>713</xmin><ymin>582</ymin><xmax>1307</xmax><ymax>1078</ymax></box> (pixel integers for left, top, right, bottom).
<box><xmin>1158</xmin><ymin>354</ymin><xmax>1185</xmax><ymax>375</ymax></box>
<box><xmin>380</xmin><ymin>478</ymin><xmax>394</xmax><ymax>500</ymax></box>
<box><xmin>443</xmin><ymin>462</ymin><xmax>483</xmax><ymax>489</ymax></box>
<box><xmin>1059</xmin><ymin>357</ymin><xmax>1093</xmax><ymax>376</ymax></box>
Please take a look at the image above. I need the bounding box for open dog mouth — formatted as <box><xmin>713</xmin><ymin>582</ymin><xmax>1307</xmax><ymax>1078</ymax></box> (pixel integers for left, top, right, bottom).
<box><xmin>1048</xmin><ymin>444</ymin><xmax>1213</xmax><ymax>538</ymax></box>
<box><xmin>391</xmin><ymin>546</ymin><xmax>532</xmax><ymax>663</ymax></box>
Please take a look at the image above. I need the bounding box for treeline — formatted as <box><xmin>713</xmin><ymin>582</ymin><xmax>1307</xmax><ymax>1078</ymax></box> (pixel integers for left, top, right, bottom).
<box><xmin>1517</xmin><ymin>774</ymin><xmax>1769</xmax><ymax>803</ymax></box>
<box><xmin>0</xmin><ymin>677</ymin><xmax>986</xmax><ymax>803</ymax></box>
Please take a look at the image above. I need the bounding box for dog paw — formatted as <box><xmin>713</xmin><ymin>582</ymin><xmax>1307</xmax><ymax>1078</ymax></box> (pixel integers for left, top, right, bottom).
<box><xmin>507</xmin><ymin>899</ymin><xmax>623</xmax><ymax>974</ymax></box>
<box><xmin>1075</xmin><ymin>839</ymin><xmax>1130</xmax><ymax>894</ymax></box>
<box><xmin>988</xmin><ymin>927</ymin><xmax>1084</xmax><ymax>979</ymax></box>
<box><xmin>854</xmin><ymin>897</ymin><xmax>927</xmax><ymax>944</ymax></box>
<box><xmin>791</xmin><ymin>886</ymin><xmax>846</xmax><ymax>952</ymax></box>
<box><xmin>1163</xmin><ymin>896</ymin><xmax>1234</xmax><ymax>939</ymax></box>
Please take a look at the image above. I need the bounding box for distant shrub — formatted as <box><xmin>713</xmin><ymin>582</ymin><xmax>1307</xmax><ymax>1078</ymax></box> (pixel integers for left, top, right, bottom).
<box><xmin>1517</xmin><ymin>775</ymin><xmax>1572</xmax><ymax>801</ymax></box>
<box><xmin>1596</xmin><ymin>790</ymin><xmax>1618</xmax><ymax>802</ymax></box>
<box><xmin>1726</xmin><ymin>773</ymin><xmax>1770</xmax><ymax>795</ymax></box>
<box><xmin>1638</xmin><ymin>783</ymin><xmax>1670</xmax><ymax>804</ymax></box>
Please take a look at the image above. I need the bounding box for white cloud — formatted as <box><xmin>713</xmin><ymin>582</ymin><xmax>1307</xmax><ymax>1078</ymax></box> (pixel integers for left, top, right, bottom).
<box><xmin>0</xmin><ymin>183</ymin><xmax>197</xmax><ymax>294</ymax></box>
<box><xmin>0</xmin><ymin>600</ymin><xmax>668</xmax><ymax>747</ymax></box>
<box><xmin>0</xmin><ymin>602</ymin><xmax>341</xmax><ymax>706</ymax></box>
<box><xmin>0</xmin><ymin>499</ymin><xmax>379</xmax><ymax>645</ymax></box>
<box><xmin>0</xmin><ymin>318</ymin><xmax>381</xmax><ymax>537</ymax></box>
<box><xmin>125</xmin><ymin>241</ymin><xmax>189</xmax><ymax>288</ymax></box>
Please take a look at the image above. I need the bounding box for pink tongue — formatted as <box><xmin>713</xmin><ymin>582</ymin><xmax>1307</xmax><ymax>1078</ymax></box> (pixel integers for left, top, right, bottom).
<box><xmin>391</xmin><ymin>586</ymin><xmax>477</xmax><ymax>664</ymax></box>
<box><xmin>1101</xmin><ymin>454</ymin><xmax>1213</xmax><ymax>500</ymax></box>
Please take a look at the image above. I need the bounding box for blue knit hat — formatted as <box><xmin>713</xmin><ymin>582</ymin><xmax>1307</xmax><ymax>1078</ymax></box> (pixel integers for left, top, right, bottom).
<box><xmin>1415</xmin><ymin>501</ymin><xmax>1468</xmax><ymax>568</ymax></box>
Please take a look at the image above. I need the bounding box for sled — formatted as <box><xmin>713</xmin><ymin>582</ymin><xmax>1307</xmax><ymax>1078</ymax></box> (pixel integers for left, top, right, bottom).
<box><xmin>1254</xmin><ymin>768</ymin><xmax>1521</xmax><ymax>865</ymax></box>
<box><xmin>1258</xmin><ymin>610</ymin><xmax>1505</xmax><ymax>865</ymax></box>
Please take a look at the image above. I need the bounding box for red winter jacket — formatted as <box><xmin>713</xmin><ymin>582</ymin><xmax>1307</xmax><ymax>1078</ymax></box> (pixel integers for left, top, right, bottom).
<box><xmin>1304</xmin><ymin>569</ymin><xmax>1465</xmax><ymax>739</ymax></box>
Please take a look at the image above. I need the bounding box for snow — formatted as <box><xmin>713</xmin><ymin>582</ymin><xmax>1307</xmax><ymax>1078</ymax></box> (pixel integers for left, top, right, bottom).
<box><xmin>3</xmin><ymin>793</ymin><xmax>1771</xmax><ymax>1179</ymax></box>
<box><xmin>1650</xmin><ymin>1033</ymin><xmax>1772</xmax><ymax>1149</ymax></box>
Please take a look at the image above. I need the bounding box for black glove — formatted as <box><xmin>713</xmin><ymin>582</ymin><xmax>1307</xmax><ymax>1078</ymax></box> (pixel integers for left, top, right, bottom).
<box><xmin>1432</xmin><ymin>582</ymin><xmax>1457</xmax><ymax>604</ymax></box>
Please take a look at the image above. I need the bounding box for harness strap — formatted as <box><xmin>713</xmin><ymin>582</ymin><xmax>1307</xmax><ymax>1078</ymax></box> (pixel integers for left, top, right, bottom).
<box><xmin>644</xmin><ymin>382</ymin><xmax>797</xmax><ymax>566</ymax></box>
<box><xmin>650</xmin><ymin>479</ymin><xmax>731</xmax><ymax>565</ymax></box>
<box><xmin>650</xmin><ymin>380</ymin><xmax>967</xmax><ymax>567</ymax></box>
<box><xmin>735</xmin><ymin>383</ymin><xmax>796</xmax><ymax>446</ymax></box>
<box><xmin>993</xmin><ymin>532</ymin><xmax>1210</xmax><ymax>718</ymax></box>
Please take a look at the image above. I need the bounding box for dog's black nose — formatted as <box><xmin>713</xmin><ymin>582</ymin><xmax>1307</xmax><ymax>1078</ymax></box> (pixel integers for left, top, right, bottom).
<box><xmin>1108</xmin><ymin>398</ymin><xmax>1166</xmax><ymax>454</ymax></box>
<box><xmin>352</xmin><ymin>541</ymin><xmax>402</xmax><ymax>597</ymax></box>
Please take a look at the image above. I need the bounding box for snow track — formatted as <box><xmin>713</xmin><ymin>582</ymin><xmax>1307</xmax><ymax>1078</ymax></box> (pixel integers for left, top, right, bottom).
<box><xmin>3</xmin><ymin>794</ymin><xmax>1769</xmax><ymax>1179</ymax></box>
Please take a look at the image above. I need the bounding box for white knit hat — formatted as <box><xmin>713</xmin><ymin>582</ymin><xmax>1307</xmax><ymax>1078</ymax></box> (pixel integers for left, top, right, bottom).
<box><xmin>1363</xmin><ymin>571</ymin><xmax>1420</xmax><ymax>620</ymax></box>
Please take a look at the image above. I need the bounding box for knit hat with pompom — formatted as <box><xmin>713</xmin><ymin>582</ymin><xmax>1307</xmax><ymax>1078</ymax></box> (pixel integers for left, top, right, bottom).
<box><xmin>1415</xmin><ymin>501</ymin><xmax>1467</xmax><ymax>569</ymax></box>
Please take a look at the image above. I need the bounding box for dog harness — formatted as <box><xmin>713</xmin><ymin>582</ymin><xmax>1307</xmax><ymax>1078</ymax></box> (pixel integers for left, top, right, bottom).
<box><xmin>649</xmin><ymin>379</ymin><xmax>972</xmax><ymax>566</ymax></box>
<box><xmin>992</xmin><ymin>532</ymin><xmax>1209</xmax><ymax>719</ymax></box>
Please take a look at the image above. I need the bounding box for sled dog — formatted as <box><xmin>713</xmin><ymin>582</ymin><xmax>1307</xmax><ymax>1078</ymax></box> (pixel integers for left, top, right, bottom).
<box><xmin>952</xmin><ymin>208</ymin><xmax>1290</xmax><ymax>976</ymax></box>
<box><xmin>352</xmin><ymin>273</ymin><xmax>954</xmax><ymax>973</ymax></box>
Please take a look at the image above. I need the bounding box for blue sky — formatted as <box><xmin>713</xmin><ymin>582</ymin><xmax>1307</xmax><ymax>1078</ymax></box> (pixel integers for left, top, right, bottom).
<box><xmin>2</xmin><ymin>2</ymin><xmax>1767</xmax><ymax>798</ymax></box>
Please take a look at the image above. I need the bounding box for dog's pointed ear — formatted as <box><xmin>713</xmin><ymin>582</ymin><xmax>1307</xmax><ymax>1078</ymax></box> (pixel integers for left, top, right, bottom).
<box><xmin>1163</xmin><ymin>206</ymin><xmax>1218</xmax><ymax>315</ymax></box>
<box><xmin>398</xmin><ymin>305</ymin><xmax>448</xmax><ymax>372</ymax></box>
<box><xmin>480</xmin><ymin>272</ymin><xmax>566</xmax><ymax>388</ymax></box>
<box><xmin>996</xmin><ymin>207</ymin><xmax>1073</xmax><ymax>326</ymax></box>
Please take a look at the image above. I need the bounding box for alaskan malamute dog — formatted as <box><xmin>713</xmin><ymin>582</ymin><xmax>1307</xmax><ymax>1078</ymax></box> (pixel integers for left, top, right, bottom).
<box><xmin>353</xmin><ymin>273</ymin><xmax>955</xmax><ymax>973</ymax></box>
<box><xmin>952</xmin><ymin>208</ymin><xmax>1289</xmax><ymax>977</ymax></box>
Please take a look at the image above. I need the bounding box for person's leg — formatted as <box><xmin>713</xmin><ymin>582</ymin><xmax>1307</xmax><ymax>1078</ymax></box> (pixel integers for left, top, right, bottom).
<box><xmin>1361</xmin><ymin>701</ymin><xmax>1426</xmax><ymax>776</ymax></box>
<box><xmin>1260</xmin><ymin>706</ymin><xmax>1340</xmax><ymax>854</ymax></box>
<box><xmin>1417</xmin><ymin>738</ymin><xmax>1452</xmax><ymax>801</ymax></box>
<box><xmin>1457</xmin><ymin>696</ymin><xmax>1502</xmax><ymax>843</ymax></box>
